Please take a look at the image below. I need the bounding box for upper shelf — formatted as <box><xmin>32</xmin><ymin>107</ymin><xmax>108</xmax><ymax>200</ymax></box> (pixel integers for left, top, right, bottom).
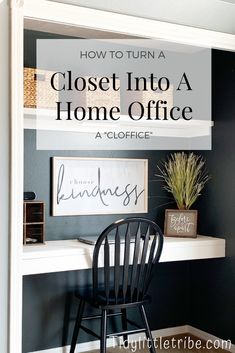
<box><xmin>24</xmin><ymin>108</ymin><xmax>213</xmax><ymax>138</ymax></box>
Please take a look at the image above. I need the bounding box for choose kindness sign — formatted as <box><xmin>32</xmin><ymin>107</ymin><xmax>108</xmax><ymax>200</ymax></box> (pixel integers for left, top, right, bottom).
<box><xmin>52</xmin><ymin>157</ymin><xmax>148</xmax><ymax>216</ymax></box>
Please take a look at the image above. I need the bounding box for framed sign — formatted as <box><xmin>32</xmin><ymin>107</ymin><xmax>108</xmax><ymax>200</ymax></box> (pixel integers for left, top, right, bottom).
<box><xmin>164</xmin><ymin>209</ymin><xmax>198</xmax><ymax>238</ymax></box>
<box><xmin>52</xmin><ymin>157</ymin><xmax>148</xmax><ymax>216</ymax></box>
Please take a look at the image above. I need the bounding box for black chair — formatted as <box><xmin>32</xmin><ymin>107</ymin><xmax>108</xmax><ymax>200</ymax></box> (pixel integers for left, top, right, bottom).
<box><xmin>69</xmin><ymin>217</ymin><xmax>164</xmax><ymax>353</ymax></box>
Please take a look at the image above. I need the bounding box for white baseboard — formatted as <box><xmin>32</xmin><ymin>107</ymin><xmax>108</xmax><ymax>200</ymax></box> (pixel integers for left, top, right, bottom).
<box><xmin>28</xmin><ymin>325</ymin><xmax>235</xmax><ymax>353</ymax></box>
<box><xmin>28</xmin><ymin>325</ymin><xmax>187</xmax><ymax>353</ymax></box>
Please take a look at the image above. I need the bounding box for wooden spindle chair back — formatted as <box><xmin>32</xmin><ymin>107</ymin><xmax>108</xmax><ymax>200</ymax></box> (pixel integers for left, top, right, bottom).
<box><xmin>92</xmin><ymin>217</ymin><xmax>164</xmax><ymax>305</ymax></box>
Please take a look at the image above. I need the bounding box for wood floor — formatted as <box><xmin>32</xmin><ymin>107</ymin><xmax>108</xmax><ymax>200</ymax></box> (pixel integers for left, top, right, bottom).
<box><xmin>85</xmin><ymin>334</ymin><xmax>231</xmax><ymax>353</ymax></box>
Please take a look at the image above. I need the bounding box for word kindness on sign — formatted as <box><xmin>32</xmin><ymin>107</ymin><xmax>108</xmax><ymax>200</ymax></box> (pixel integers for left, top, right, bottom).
<box><xmin>52</xmin><ymin>157</ymin><xmax>148</xmax><ymax>216</ymax></box>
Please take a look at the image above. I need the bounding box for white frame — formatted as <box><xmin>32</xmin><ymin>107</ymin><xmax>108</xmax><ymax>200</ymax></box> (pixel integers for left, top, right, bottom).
<box><xmin>10</xmin><ymin>1</ymin><xmax>235</xmax><ymax>353</ymax></box>
<box><xmin>52</xmin><ymin>157</ymin><xmax>148</xmax><ymax>216</ymax></box>
<box><xmin>10</xmin><ymin>2</ymin><xmax>24</xmax><ymax>353</ymax></box>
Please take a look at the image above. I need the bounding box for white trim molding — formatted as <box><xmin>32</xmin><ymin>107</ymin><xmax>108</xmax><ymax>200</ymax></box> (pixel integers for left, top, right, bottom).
<box><xmin>9</xmin><ymin>2</ymin><xmax>24</xmax><ymax>353</ymax></box>
<box><xmin>28</xmin><ymin>325</ymin><xmax>188</xmax><ymax>353</ymax></box>
<box><xmin>23</xmin><ymin>0</ymin><xmax>235</xmax><ymax>51</ymax></box>
<box><xmin>9</xmin><ymin>2</ymin><xmax>234</xmax><ymax>353</ymax></box>
<box><xmin>27</xmin><ymin>325</ymin><xmax>235</xmax><ymax>353</ymax></box>
<box><xmin>10</xmin><ymin>0</ymin><xmax>24</xmax><ymax>8</ymax></box>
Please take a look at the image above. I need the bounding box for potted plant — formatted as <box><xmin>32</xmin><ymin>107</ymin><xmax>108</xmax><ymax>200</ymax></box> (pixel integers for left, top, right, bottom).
<box><xmin>157</xmin><ymin>152</ymin><xmax>210</xmax><ymax>238</ymax></box>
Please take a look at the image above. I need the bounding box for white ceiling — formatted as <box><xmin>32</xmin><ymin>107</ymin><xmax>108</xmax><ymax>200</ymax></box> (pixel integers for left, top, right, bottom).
<box><xmin>50</xmin><ymin>0</ymin><xmax>235</xmax><ymax>35</ymax></box>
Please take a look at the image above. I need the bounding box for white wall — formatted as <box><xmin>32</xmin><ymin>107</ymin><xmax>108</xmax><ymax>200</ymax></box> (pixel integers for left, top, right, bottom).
<box><xmin>0</xmin><ymin>1</ymin><xmax>9</xmax><ymax>352</ymax></box>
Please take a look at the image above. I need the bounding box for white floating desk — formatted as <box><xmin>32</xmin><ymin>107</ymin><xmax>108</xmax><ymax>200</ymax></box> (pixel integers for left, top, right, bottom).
<box><xmin>22</xmin><ymin>235</ymin><xmax>225</xmax><ymax>276</ymax></box>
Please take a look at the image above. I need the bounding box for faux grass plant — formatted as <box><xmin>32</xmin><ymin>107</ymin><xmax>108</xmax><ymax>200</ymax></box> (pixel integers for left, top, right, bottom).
<box><xmin>157</xmin><ymin>152</ymin><xmax>210</xmax><ymax>210</ymax></box>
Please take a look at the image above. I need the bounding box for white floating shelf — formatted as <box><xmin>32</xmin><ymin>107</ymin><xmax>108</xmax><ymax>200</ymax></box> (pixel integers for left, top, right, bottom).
<box><xmin>22</xmin><ymin>235</ymin><xmax>225</xmax><ymax>276</ymax></box>
<box><xmin>24</xmin><ymin>108</ymin><xmax>213</xmax><ymax>138</ymax></box>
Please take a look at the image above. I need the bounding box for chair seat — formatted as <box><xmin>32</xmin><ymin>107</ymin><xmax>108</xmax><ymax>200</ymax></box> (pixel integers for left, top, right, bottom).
<box><xmin>75</xmin><ymin>285</ymin><xmax>151</xmax><ymax>309</ymax></box>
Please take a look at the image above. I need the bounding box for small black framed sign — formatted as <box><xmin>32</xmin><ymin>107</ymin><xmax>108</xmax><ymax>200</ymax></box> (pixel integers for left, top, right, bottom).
<box><xmin>52</xmin><ymin>157</ymin><xmax>148</xmax><ymax>216</ymax></box>
<box><xmin>164</xmin><ymin>209</ymin><xmax>198</xmax><ymax>238</ymax></box>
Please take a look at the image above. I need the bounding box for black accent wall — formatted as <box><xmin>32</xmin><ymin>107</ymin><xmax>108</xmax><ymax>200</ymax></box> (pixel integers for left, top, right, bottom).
<box><xmin>23</xmin><ymin>30</ymin><xmax>235</xmax><ymax>352</ymax></box>
<box><xmin>189</xmin><ymin>49</ymin><xmax>235</xmax><ymax>342</ymax></box>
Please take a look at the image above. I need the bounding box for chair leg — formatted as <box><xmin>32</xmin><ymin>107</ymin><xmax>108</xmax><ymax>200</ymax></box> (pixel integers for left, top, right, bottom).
<box><xmin>62</xmin><ymin>291</ymin><xmax>73</xmax><ymax>347</ymax></box>
<box><xmin>100</xmin><ymin>309</ymin><xmax>107</xmax><ymax>353</ymax></box>
<box><xmin>70</xmin><ymin>299</ymin><xmax>85</xmax><ymax>353</ymax></box>
<box><xmin>139</xmin><ymin>305</ymin><xmax>156</xmax><ymax>353</ymax></box>
<box><xmin>121</xmin><ymin>308</ymin><xmax>128</xmax><ymax>347</ymax></box>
